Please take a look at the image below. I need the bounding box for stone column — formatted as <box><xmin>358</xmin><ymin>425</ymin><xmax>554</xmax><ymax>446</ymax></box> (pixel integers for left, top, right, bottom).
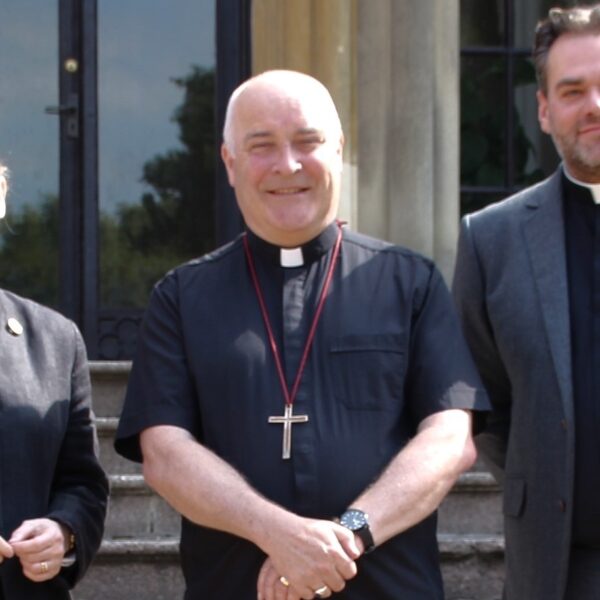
<box><xmin>357</xmin><ymin>1</ymin><xmax>460</xmax><ymax>280</ymax></box>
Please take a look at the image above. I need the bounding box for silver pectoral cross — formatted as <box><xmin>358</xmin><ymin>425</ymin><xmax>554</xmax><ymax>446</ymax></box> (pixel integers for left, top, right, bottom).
<box><xmin>268</xmin><ymin>404</ymin><xmax>309</xmax><ymax>460</ymax></box>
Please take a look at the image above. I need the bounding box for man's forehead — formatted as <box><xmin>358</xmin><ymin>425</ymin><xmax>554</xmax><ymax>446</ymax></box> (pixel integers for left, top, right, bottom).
<box><xmin>242</xmin><ymin>126</ymin><xmax>324</xmax><ymax>142</ymax></box>
<box><xmin>235</xmin><ymin>106</ymin><xmax>333</xmax><ymax>146</ymax></box>
<box><xmin>548</xmin><ymin>33</ymin><xmax>600</xmax><ymax>76</ymax></box>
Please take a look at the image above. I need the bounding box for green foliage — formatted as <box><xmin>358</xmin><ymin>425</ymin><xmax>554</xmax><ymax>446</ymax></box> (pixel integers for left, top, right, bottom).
<box><xmin>0</xmin><ymin>65</ymin><xmax>217</xmax><ymax>309</ymax></box>
<box><xmin>100</xmin><ymin>211</ymin><xmax>183</xmax><ymax>308</ymax></box>
<box><xmin>101</xmin><ymin>65</ymin><xmax>216</xmax><ymax>307</ymax></box>
<box><xmin>0</xmin><ymin>196</ymin><xmax>60</xmax><ymax>307</ymax></box>
<box><xmin>461</xmin><ymin>57</ymin><xmax>544</xmax><ymax>187</ymax></box>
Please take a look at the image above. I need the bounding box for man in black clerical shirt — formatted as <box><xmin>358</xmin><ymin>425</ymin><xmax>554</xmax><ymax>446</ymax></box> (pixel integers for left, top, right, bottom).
<box><xmin>452</xmin><ymin>5</ymin><xmax>600</xmax><ymax>600</ymax></box>
<box><xmin>115</xmin><ymin>69</ymin><xmax>488</xmax><ymax>600</ymax></box>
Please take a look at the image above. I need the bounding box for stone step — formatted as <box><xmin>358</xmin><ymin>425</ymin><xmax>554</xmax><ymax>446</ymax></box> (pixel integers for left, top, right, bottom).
<box><xmin>439</xmin><ymin>533</ymin><xmax>504</xmax><ymax>600</ymax></box>
<box><xmin>104</xmin><ymin>471</ymin><xmax>502</xmax><ymax>540</ymax></box>
<box><xmin>106</xmin><ymin>475</ymin><xmax>180</xmax><ymax>540</ymax></box>
<box><xmin>72</xmin><ymin>535</ymin><xmax>504</xmax><ymax>600</ymax></box>
<box><xmin>72</xmin><ymin>539</ymin><xmax>185</xmax><ymax>600</ymax></box>
<box><xmin>97</xmin><ymin>417</ymin><xmax>140</xmax><ymax>475</ymax></box>
<box><xmin>90</xmin><ymin>362</ymin><xmax>129</xmax><ymax>418</ymax></box>
<box><xmin>438</xmin><ymin>472</ymin><xmax>502</xmax><ymax>534</ymax></box>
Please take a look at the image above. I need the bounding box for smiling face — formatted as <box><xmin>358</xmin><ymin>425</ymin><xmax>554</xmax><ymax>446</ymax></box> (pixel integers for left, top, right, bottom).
<box><xmin>537</xmin><ymin>32</ymin><xmax>600</xmax><ymax>182</ymax></box>
<box><xmin>221</xmin><ymin>72</ymin><xmax>344</xmax><ymax>247</ymax></box>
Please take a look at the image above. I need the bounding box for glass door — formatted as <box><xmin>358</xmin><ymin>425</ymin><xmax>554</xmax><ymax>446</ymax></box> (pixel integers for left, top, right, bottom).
<box><xmin>0</xmin><ymin>0</ymin><xmax>61</xmax><ymax>307</ymax></box>
<box><xmin>0</xmin><ymin>0</ymin><xmax>250</xmax><ymax>359</ymax></box>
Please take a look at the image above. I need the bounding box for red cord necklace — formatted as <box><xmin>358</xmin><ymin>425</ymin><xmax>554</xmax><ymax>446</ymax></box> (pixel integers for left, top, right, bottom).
<box><xmin>242</xmin><ymin>225</ymin><xmax>343</xmax><ymax>459</ymax></box>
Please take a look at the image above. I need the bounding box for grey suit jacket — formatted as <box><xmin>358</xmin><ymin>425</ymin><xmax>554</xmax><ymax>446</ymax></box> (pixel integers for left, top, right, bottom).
<box><xmin>0</xmin><ymin>289</ymin><xmax>108</xmax><ymax>599</ymax></box>
<box><xmin>452</xmin><ymin>168</ymin><xmax>574</xmax><ymax>600</ymax></box>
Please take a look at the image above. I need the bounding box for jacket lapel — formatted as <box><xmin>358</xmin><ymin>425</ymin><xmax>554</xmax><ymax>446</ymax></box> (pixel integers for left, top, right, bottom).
<box><xmin>523</xmin><ymin>169</ymin><xmax>573</xmax><ymax>420</ymax></box>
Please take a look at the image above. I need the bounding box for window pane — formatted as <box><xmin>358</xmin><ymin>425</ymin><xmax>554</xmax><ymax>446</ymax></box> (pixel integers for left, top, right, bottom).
<box><xmin>513</xmin><ymin>56</ymin><xmax>549</xmax><ymax>185</ymax></box>
<box><xmin>0</xmin><ymin>0</ymin><xmax>59</xmax><ymax>308</ymax></box>
<box><xmin>514</xmin><ymin>0</ymin><xmax>559</xmax><ymax>49</ymax></box>
<box><xmin>461</xmin><ymin>0</ymin><xmax>505</xmax><ymax>46</ymax></box>
<box><xmin>514</xmin><ymin>0</ymin><xmax>599</xmax><ymax>48</ymax></box>
<box><xmin>461</xmin><ymin>192</ymin><xmax>506</xmax><ymax>217</ymax></box>
<box><xmin>98</xmin><ymin>1</ymin><xmax>216</xmax><ymax>312</ymax></box>
<box><xmin>461</xmin><ymin>56</ymin><xmax>507</xmax><ymax>187</ymax></box>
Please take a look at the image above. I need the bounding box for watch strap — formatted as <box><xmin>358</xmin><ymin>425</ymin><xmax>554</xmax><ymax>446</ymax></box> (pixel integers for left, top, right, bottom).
<box><xmin>354</xmin><ymin>522</ymin><xmax>375</xmax><ymax>554</ymax></box>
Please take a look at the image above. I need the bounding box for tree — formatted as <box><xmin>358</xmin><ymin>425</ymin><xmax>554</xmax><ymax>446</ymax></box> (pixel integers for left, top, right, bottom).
<box><xmin>0</xmin><ymin>66</ymin><xmax>217</xmax><ymax>311</ymax></box>
<box><xmin>101</xmin><ymin>66</ymin><xmax>216</xmax><ymax>308</ymax></box>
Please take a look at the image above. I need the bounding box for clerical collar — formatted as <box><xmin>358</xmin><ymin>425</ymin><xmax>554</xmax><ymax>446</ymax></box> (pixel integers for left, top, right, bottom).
<box><xmin>563</xmin><ymin>166</ymin><xmax>600</xmax><ymax>204</ymax></box>
<box><xmin>280</xmin><ymin>247</ymin><xmax>304</xmax><ymax>268</ymax></box>
<box><xmin>245</xmin><ymin>222</ymin><xmax>342</xmax><ymax>268</ymax></box>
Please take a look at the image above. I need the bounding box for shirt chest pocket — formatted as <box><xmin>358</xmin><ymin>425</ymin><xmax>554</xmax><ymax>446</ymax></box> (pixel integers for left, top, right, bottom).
<box><xmin>329</xmin><ymin>334</ymin><xmax>406</xmax><ymax>410</ymax></box>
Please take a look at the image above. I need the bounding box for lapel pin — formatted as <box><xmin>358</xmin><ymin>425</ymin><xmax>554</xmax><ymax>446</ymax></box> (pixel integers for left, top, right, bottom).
<box><xmin>6</xmin><ymin>317</ymin><xmax>23</xmax><ymax>337</ymax></box>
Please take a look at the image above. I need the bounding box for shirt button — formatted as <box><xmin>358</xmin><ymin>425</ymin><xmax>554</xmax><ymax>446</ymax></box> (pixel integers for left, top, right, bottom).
<box><xmin>560</xmin><ymin>419</ymin><xmax>568</xmax><ymax>431</ymax></box>
<box><xmin>558</xmin><ymin>499</ymin><xmax>567</xmax><ymax>513</ymax></box>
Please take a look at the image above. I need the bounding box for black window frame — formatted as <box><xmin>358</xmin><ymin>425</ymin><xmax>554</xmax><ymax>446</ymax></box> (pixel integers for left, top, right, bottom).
<box><xmin>460</xmin><ymin>0</ymin><xmax>552</xmax><ymax>215</ymax></box>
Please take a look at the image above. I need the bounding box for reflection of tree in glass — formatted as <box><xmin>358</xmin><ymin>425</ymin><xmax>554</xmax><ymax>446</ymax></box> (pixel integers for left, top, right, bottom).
<box><xmin>461</xmin><ymin>56</ymin><xmax>544</xmax><ymax>214</ymax></box>
<box><xmin>0</xmin><ymin>66</ymin><xmax>217</xmax><ymax>311</ymax></box>
<box><xmin>0</xmin><ymin>196</ymin><xmax>60</xmax><ymax>308</ymax></box>
<box><xmin>101</xmin><ymin>66</ymin><xmax>216</xmax><ymax>308</ymax></box>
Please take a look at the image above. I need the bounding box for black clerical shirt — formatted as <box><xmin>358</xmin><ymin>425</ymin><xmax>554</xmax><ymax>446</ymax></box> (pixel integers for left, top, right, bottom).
<box><xmin>563</xmin><ymin>173</ymin><xmax>600</xmax><ymax>547</ymax></box>
<box><xmin>115</xmin><ymin>222</ymin><xmax>488</xmax><ymax>599</ymax></box>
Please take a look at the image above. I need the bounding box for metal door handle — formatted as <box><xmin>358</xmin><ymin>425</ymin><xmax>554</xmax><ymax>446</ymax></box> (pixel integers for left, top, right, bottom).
<box><xmin>44</xmin><ymin>105</ymin><xmax>77</xmax><ymax>115</ymax></box>
<box><xmin>44</xmin><ymin>93</ymin><xmax>79</xmax><ymax>138</ymax></box>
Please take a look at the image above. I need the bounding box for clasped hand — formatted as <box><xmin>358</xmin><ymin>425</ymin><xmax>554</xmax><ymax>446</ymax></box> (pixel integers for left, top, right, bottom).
<box><xmin>257</xmin><ymin>517</ymin><xmax>361</xmax><ymax>600</ymax></box>
<box><xmin>0</xmin><ymin>518</ymin><xmax>70</xmax><ymax>582</ymax></box>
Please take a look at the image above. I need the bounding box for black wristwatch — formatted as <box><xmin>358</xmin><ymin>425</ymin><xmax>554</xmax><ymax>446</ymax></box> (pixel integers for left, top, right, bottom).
<box><xmin>338</xmin><ymin>508</ymin><xmax>375</xmax><ymax>554</ymax></box>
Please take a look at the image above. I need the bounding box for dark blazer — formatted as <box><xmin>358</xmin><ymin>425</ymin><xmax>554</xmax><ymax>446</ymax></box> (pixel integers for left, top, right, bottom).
<box><xmin>452</xmin><ymin>168</ymin><xmax>573</xmax><ymax>600</ymax></box>
<box><xmin>0</xmin><ymin>289</ymin><xmax>108</xmax><ymax>599</ymax></box>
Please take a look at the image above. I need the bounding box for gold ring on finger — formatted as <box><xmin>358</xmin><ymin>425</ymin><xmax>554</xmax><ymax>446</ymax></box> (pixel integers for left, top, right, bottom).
<box><xmin>40</xmin><ymin>561</ymin><xmax>49</xmax><ymax>574</ymax></box>
<box><xmin>314</xmin><ymin>585</ymin><xmax>329</xmax><ymax>596</ymax></box>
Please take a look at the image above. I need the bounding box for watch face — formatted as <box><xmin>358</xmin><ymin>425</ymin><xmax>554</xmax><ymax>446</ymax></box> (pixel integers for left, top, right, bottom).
<box><xmin>340</xmin><ymin>509</ymin><xmax>367</xmax><ymax>531</ymax></box>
